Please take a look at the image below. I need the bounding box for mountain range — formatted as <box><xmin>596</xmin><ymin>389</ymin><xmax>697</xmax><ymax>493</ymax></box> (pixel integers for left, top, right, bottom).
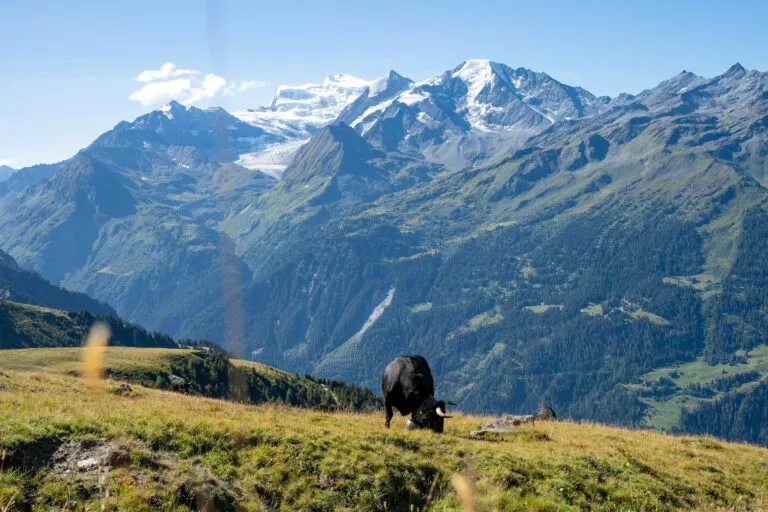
<box><xmin>1</xmin><ymin>59</ymin><xmax>766</xmax><ymax>443</ymax></box>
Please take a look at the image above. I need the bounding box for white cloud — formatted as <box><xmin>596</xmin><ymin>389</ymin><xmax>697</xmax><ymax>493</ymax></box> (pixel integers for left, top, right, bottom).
<box><xmin>184</xmin><ymin>73</ymin><xmax>228</xmax><ymax>105</ymax></box>
<box><xmin>129</xmin><ymin>62</ymin><xmax>265</xmax><ymax>107</ymax></box>
<box><xmin>0</xmin><ymin>158</ymin><xmax>15</xmax><ymax>167</ymax></box>
<box><xmin>136</xmin><ymin>62</ymin><xmax>199</xmax><ymax>82</ymax></box>
<box><xmin>235</xmin><ymin>80</ymin><xmax>266</xmax><ymax>92</ymax></box>
<box><xmin>129</xmin><ymin>78</ymin><xmax>193</xmax><ymax>106</ymax></box>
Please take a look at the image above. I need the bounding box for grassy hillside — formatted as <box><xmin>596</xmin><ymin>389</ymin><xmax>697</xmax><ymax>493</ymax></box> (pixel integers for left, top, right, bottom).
<box><xmin>0</xmin><ymin>347</ymin><xmax>381</xmax><ymax>412</ymax></box>
<box><xmin>627</xmin><ymin>345</ymin><xmax>768</xmax><ymax>431</ymax></box>
<box><xmin>0</xmin><ymin>249</ymin><xmax>115</xmax><ymax>316</ymax></box>
<box><xmin>0</xmin><ymin>300</ymin><xmax>177</xmax><ymax>349</ymax></box>
<box><xmin>0</xmin><ymin>369</ymin><xmax>766</xmax><ymax>511</ymax></box>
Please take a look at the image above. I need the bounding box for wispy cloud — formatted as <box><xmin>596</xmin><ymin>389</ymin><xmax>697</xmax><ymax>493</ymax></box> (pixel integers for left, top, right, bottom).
<box><xmin>128</xmin><ymin>62</ymin><xmax>265</xmax><ymax>106</ymax></box>
<box><xmin>136</xmin><ymin>62</ymin><xmax>199</xmax><ymax>82</ymax></box>
<box><xmin>129</xmin><ymin>77</ymin><xmax>193</xmax><ymax>106</ymax></box>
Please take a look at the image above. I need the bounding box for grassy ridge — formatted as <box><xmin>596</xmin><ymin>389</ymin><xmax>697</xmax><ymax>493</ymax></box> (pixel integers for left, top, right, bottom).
<box><xmin>0</xmin><ymin>346</ymin><xmax>189</xmax><ymax>375</ymax></box>
<box><xmin>0</xmin><ymin>300</ymin><xmax>176</xmax><ymax>349</ymax></box>
<box><xmin>0</xmin><ymin>369</ymin><xmax>766</xmax><ymax>511</ymax></box>
<box><xmin>0</xmin><ymin>347</ymin><xmax>381</xmax><ymax>412</ymax></box>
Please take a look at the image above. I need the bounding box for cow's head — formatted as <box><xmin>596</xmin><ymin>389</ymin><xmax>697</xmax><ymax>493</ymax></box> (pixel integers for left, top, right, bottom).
<box><xmin>411</xmin><ymin>397</ymin><xmax>453</xmax><ymax>433</ymax></box>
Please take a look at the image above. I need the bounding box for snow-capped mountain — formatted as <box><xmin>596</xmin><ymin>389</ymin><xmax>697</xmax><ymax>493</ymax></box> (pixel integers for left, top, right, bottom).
<box><xmin>232</xmin><ymin>73</ymin><xmax>375</xmax><ymax>178</ymax></box>
<box><xmin>336</xmin><ymin>70</ymin><xmax>414</xmax><ymax>126</ymax></box>
<box><xmin>203</xmin><ymin>61</ymin><xmax>614</xmax><ymax>177</ymax></box>
<box><xmin>342</xmin><ymin>59</ymin><xmax>612</xmax><ymax>168</ymax></box>
<box><xmin>235</xmin><ymin>73</ymin><xmax>373</xmax><ymax>138</ymax></box>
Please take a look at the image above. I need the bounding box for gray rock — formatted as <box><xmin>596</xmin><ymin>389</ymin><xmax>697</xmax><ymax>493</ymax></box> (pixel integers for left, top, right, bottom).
<box><xmin>76</xmin><ymin>457</ymin><xmax>100</xmax><ymax>471</ymax></box>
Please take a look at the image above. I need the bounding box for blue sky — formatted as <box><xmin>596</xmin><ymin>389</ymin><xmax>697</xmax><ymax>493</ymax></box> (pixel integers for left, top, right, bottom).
<box><xmin>1</xmin><ymin>0</ymin><xmax>766</xmax><ymax>168</ymax></box>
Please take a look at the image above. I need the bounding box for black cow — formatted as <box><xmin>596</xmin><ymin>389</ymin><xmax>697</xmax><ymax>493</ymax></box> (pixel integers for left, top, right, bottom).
<box><xmin>381</xmin><ymin>355</ymin><xmax>452</xmax><ymax>433</ymax></box>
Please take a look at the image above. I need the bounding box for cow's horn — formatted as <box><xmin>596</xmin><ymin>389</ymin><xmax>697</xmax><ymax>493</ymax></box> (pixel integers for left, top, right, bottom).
<box><xmin>435</xmin><ymin>407</ymin><xmax>452</xmax><ymax>418</ymax></box>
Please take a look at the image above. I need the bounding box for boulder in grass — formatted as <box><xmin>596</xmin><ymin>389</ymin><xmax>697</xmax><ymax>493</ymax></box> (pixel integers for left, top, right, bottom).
<box><xmin>536</xmin><ymin>405</ymin><xmax>557</xmax><ymax>420</ymax></box>
<box><xmin>470</xmin><ymin>406</ymin><xmax>557</xmax><ymax>438</ymax></box>
<box><xmin>169</xmin><ymin>374</ymin><xmax>190</xmax><ymax>393</ymax></box>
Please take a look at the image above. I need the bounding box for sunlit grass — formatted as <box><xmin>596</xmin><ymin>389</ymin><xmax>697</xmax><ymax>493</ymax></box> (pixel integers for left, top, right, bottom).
<box><xmin>0</xmin><ymin>366</ymin><xmax>765</xmax><ymax>511</ymax></box>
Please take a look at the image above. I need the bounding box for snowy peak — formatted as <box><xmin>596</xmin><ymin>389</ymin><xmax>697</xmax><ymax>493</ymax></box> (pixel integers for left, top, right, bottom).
<box><xmin>341</xmin><ymin>59</ymin><xmax>609</xmax><ymax>167</ymax></box>
<box><xmin>158</xmin><ymin>100</ymin><xmax>187</xmax><ymax>119</ymax></box>
<box><xmin>89</xmin><ymin>98</ymin><xmax>277</xmax><ymax>166</ymax></box>
<box><xmin>368</xmin><ymin>70</ymin><xmax>412</xmax><ymax>98</ymax></box>
<box><xmin>451</xmin><ymin>59</ymin><xmax>507</xmax><ymax>94</ymax></box>
<box><xmin>232</xmin><ymin>72</ymin><xmax>377</xmax><ymax>179</ymax></box>
<box><xmin>336</xmin><ymin>70</ymin><xmax>413</xmax><ymax>126</ymax></box>
<box><xmin>322</xmin><ymin>73</ymin><xmax>372</xmax><ymax>89</ymax></box>
<box><xmin>253</xmin><ymin>73</ymin><xmax>373</xmax><ymax>131</ymax></box>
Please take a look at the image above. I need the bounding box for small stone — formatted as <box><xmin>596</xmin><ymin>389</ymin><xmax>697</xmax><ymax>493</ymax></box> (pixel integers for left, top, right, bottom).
<box><xmin>77</xmin><ymin>458</ymin><xmax>99</xmax><ymax>471</ymax></box>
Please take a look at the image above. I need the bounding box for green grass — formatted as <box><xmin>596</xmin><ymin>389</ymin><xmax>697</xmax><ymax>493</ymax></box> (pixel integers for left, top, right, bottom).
<box><xmin>644</xmin><ymin>345</ymin><xmax>768</xmax><ymax>388</ymax></box>
<box><xmin>409</xmin><ymin>302</ymin><xmax>433</xmax><ymax>313</ymax></box>
<box><xmin>0</xmin><ymin>347</ymin><xmax>381</xmax><ymax>412</ymax></box>
<box><xmin>0</xmin><ymin>369</ymin><xmax>766</xmax><ymax>511</ymax></box>
<box><xmin>579</xmin><ymin>303</ymin><xmax>605</xmax><ymax>316</ymax></box>
<box><xmin>628</xmin><ymin>309</ymin><xmax>670</xmax><ymax>326</ymax></box>
<box><xmin>524</xmin><ymin>304</ymin><xmax>564</xmax><ymax>314</ymax></box>
<box><xmin>631</xmin><ymin>345</ymin><xmax>768</xmax><ymax>430</ymax></box>
<box><xmin>662</xmin><ymin>273</ymin><xmax>720</xmax><ymax>292</ymax></box>
<box><xmin>0</xmin><ymin>346</ymin><xmax>192</xmax><ymax>376</ymax></box>
<box><xmin>468</xmin><ymin>308</ymin><xmax>504</xmax><ymax>329</ymax></box>
<box><xmin>0</xmin><ymin>300</ymin><xmax>177</xmax><ymax>350</ymax></box>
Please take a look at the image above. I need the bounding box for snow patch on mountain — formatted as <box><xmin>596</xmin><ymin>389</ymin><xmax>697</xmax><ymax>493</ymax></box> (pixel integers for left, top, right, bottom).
<box><xmin>344</xmin><ymin>60</ymin><xmax>612</xmax><ymax>167</ymax></box>
<box><xmin>235</xmin><ymin>139</ymin><xmax>308</xmax><ymax>179</ymax></box>
<box><xmin>159</xmin><ymin>103</ymin><xmax>175</xmax><ymax>119</ymax></box>
<box><xmin>231</xmin><ymin>73</ymin><xmax>380</xmax><ymax>177</ymax></box>
<box><xmin>234</xmin><ymin>73</ymin><xmax>373</xmax><ymax>139</ymax></box>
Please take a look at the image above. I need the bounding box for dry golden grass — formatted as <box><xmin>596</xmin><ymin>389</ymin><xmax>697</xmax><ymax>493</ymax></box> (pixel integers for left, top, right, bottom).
<box><xmin>0</xmin><ymin>364</ymin><xmax>766</xmax><ymax>511</ymax></box>
<box><xmin>0</xmin><ymin>346</ymin><xmax>195</xmax><ymax>375</ymax></box>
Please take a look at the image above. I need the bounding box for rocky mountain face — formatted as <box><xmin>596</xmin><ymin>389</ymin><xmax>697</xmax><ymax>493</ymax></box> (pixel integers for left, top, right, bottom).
<box><xmin>341</xmin><ymin>60</ymin><xmax>612</xmax><ymax>168</ymax></box>
<box><xmin>2</xmin><ymin>61</ymin><xmax>767</xmax><ymax>442</ymax></box>
<box><xmin>0</xmin><ymin>166</ymin><xmax>13</xmax><ymax>183</ymax></box>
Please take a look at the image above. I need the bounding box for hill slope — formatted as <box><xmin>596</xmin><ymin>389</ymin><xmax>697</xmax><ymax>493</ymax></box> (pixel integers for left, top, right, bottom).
<box><xmin>0</xmin><ymin>369</ymin><xmax>765</xmax><ymax>511</ymax></box>
<box><xmin>0</xmin><ymin>301</ymin><xmax>176</xmax><ymax>349</ymax></box>
<box><xmin>0</xmin><ymin>248</ymin><xmax>114</xmax><ymax>316</ymax></box>
<box><xmin>0</xmin><ymin>347</ymin><xmax>381</xmax><ymax>411</ymax></box>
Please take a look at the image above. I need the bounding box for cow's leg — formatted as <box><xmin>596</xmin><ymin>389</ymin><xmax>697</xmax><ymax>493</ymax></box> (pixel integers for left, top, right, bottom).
<box><xmin>385</xmin><ymin>400</ymin><xmax>393</xmax><ymax>428</ymax></box>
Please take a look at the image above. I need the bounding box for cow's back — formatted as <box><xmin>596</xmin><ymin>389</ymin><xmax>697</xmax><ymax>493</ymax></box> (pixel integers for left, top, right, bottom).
<box><xmin>382</xmin><ymin>355</ymin><xmax>435</xmax><ymax>415</ymax></box>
